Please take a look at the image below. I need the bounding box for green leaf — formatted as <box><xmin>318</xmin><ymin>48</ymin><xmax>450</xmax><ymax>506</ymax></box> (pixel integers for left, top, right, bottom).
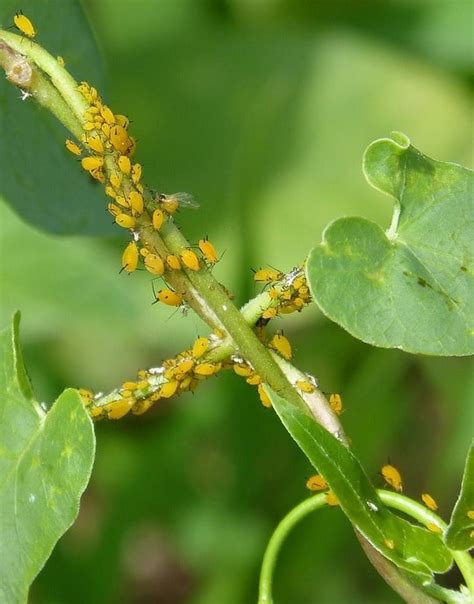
<box><xmin>0</xmin><ymin>312</ymin><xmax>95</xmax><ymax>603</ymax></box>
<box><xmin>307</xmin><ymin>132</ymin><xmax>473</xmax><ymax>356</ymax></box>
<box><xmin>269</xmin><ymin>389</ymin><xmax>453</xmax><ymax>580</ymax></box>
<box><xmin>445</xmin><ymin>442</ymin><xmax>474</xmax><ymax>551</ymax></box>
<box><xmin>0</xmin><ymin>0</ymin><xmax>113</xmax><ymax>235</ymax></box>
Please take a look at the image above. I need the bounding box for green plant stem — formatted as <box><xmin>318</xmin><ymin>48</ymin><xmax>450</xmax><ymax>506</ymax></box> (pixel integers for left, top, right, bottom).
<box><xmin>379</xmin><ymin>491</ymin><xmax>474</xmax><ymax>596</ymax></box>
<box><xmin>258</xmin><ymin>493</ymin><xmax>326</xmax><ymax>604</ymax></box>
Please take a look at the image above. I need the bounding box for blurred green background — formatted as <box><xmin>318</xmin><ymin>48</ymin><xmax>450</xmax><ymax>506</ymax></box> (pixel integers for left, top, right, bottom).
<box><xmin>1</xmin><ymin>1</ymin><xmax>473</xmax><ymax>602</ymax></box>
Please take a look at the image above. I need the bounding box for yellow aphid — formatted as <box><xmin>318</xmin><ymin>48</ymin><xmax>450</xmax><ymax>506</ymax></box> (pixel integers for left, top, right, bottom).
<box><xmin>192</xmin><ymin>337</ymin><xmax>210</xmax><ymax>359</ymax></box>
<box><xmin>179</xmin><ymin>376</ymin><xmax>193</xmax><ymax>390</ymax></box>
<box><xmin>157</xmin><ymin>289</ymin><xmax>183</xmax><ymax>307</ymax></box>
<box><xmin>132</xmin><ymin>398</ymin><xmax>154</xmax><ymax>416</ymax></box>
<box><xmin>198</xmin><ymin>236</ymin><xmax>218</xmax><ymax>264</ymax></box>
<box><xmin>426</xmin><ymin>523</ymin><xmax>443</xmax><ymax>535</ymax></box>
<box><xmin>78</xmin><ymin>388</ymin><xmax>93</xmax><ymax>406</ymax></box>
<box><xmin>140</xmin><ymin>248</ymin><xmax>150</xmax><ymax>257</ymax></box>
<box><xmin>296</xmin><ymin>380</ymin><xmax>315</xmax><ymax>394</ymax></box>
<box><xmin>325</xmin><ymin>491</ymin><xmax>339</xmax><ymax>507</ymax></box>
<box><xmin>233</xmin><ymin>363</ymin><xmax>252</xmax><ymax>378</ymax></box>
<box><xmin>135</xmin><ymin>182</ymin><xmax>144</xmax><ymax>194</ymax></box>
<box><xmin>246</xmin><ymin>373</ymin><xmax>261</xmax><ymax>386</ymax></box>
<box><xmin>127</xmin><ymin>136</ymin><xmax>137</xmax><ymax>156</ymax></box>
<box><xmin>306</xmin><ymin>474</ymin><xmax>328</xmax><ymax>491</ymax></box>
<box><xmin>160</xmin><ymin>195</ymin><xmax>179</xmax><ymax>214</ymax></box>
<box><xmin>86</xmin><ymin>135</ymin><xmax>104</xmax><ymax>154</ymax></box>
<box><xmin>118</xmin><ymin>155</ymin><xmax>131</xmax><ymax>175</ymax></box>
<box><xmin>115</xmin><ymin>114</ymin><xmax>130</xmax><ymax>129</ymax></box>
<box><xmin>254</xmin><ymin>267</ymin><xmax>283</xmax><ymax>284</ymax></box>
<box><xmin>101</xmin><ymin>123</ymin><xmax>111</xmax><ymax>138</ymax></box>
<box><xmin>166</xmin><ymin>254</ymin><xmax>181</xmax><ymax>270</ymax></box>
<box><xmin>467</xmin><ymin>510</ymin><xmax>474</xmax><ymax>520</ymax></box>
<box><xmin>120</xmin><ymin>389</ymin><xmax>133</xmax><ymax>399</ymax></box>
<box><xmin>293</xmin><ymin>276</ymin><xmax>305</xmax><ymax>290</ymax></box>
<box><xmin>262</xmin><ymin>308</ymin><xmax>278</xmax><ymax>320</ymax></box>
<box><xmin>384</xmin><ymin>539</ymin><xmax>395</xmax><ymax>550</ymax></box>
<box><xmin>131</xmin><ymin>163</ymin><xmax>142</xmax><ymax>184</ymax></box>
<box><xmin>115</xmin><ymin>195</ymin><xmax>129</xmax><ymax>208</ymax></box>
<box><xmin>421</xmin><ymin>493</ymin><xmax>438</xmax><ymax>512</ymax></box>
<box><xmin>89</xmin><ymin>406</ymin><xmax>105</xmax><ymax>419</ymax></box>
<box><xmin>194</xmin><ymin>362</ymin><xmax>220</xmax><ymax>377</ymax></box>
<box><xmin>121</xmin><ymin>241</ymin><xmax>139</xmax><ymax>273</ymax></box>
<box><xmin>115</xmin><ymin>214</ymin><xmax>136</xmax><ymax>229</ymax></box>
<box><xmin>105</xmin><ymin>186</ymin><xmax>117</xmax><ymax>199</ymax></box>
<box><xmin>110</xmin><ymin>172</ymin><xmax>122</xmax><ymax>189</ymax></box>
<box><xmin>159</xmin><ymin>381</ymin><xmax>179</xmax><ymax>399</ymax></box>
<box><xmin>100</xmin><ymin>104</ymin><xmax>116</xmax><ymax>125</ymax></box>
<box><xmin>105</xmin><ymin>398</ymin><xmax>134</xmax><ymax>420</ymax></box>
<box><xmin>329</xmin><ymin>393</ymin><xmax>343</xmax><ymax>415</ymax></box>
<box><xmin>269</xmin><ymin>331</ymin><xmax>292</xmax><ymax>360</ymax></box>
<box><xmin>180</xmin><ymin>248</ymin><xmax>200</xmax><ymax>271</ymax></box>
<box><xmin>107</xmin><ymin>202</ymin><xmax>121</xmax><ymax>217</ymax></box>
<box><xmin>175</xmin><ymin>359</ymin><xmax>194</xmax><ymax>377</ymax></box>
<box><xmin>13</xmin><ymin>11</ymin><xmax>36</xmax><ymax>38</ymax></box>
<box><xmin>152</xmin><ymin>209</ymin><xmax>165</xmax><ymax>230</ymax></box>
<box><xmin>122</xmin><ymin>381</ymin><xmax>138</xmax><ymax>391</ymax></box>
<box><xmin>256</xmin><ymin>383</ymin><xmax>271</xmax><ymax>408</ymax></box>
<box><xmin>109</xmin><ymin>124</ymin><xmax>132</xmax><ymax>154</ymax></box>
<box><xmin>381</xmin><ymin>464</ymin><xmax>403</xmax><ymax>492</ymax></box>
<box><xmin>81</xmin><ymin>156</ymin><xmax>103</xmax><ymax>171</ymax></box>
<box><xmin>57</xmin><ymin>55</ymin><xmax>65</xmax><ymax>66</ymax></box>
<box><xmin>144</xmin><ymin>253</ymin><xmax>165</xmax><ymax>276</ymax></box>
<box><xmin>84</xmin><ymin>122</ymin><xmax>96</xmax><ymax>132</ymax></box>
<box><xmin>94</xmin><ymin>116</ymin><xmax>105</xmax><ymax>126</ymax></box>
<box><xmin>128</xmin><ymin>191</ymin><xmax>144</xmax><ymax>215</ymax></box>
<box><xmin>65</xmin><ymin>139</ymin><xmax>81</xmax><ymax>156</ymax></box>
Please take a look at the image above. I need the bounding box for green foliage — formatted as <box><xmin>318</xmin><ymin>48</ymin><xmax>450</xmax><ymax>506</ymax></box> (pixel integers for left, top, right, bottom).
<box><xmin>269</xmin><ymin>388</ymin><xmax>453</xmax><ymax>580</ymax></box>
<box><xmin>0</xmin><ymin>313</ymin><xmax>95</xmax><ymax>604</ymax></box>
<box><xmin>0</xmin><ymin>0</ymin><xmax>112</xmax><ymax>235</ymax></box>
<box><xmin>307</xmin><ymin>132</ymin><xmax>473</xmax><ymax>356</ymax></box>
<box><xmin>446</xmin><ymin>442</ymin><xmax>474</xmax><ymax>551</ymax></box>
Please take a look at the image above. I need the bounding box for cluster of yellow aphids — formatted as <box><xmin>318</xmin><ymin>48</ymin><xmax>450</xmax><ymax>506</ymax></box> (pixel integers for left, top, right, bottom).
<box><xmin>253</xmin><ymin>266</ymin><xmax>312</xmax><ymax>321</ymax></box>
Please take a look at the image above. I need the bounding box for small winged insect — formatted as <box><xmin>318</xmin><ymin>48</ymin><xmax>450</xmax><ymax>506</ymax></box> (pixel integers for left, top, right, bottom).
<box><xmin>157</xmin><ymin>192</ymin><xmax>200</xmax><ymax>214</ymax></box>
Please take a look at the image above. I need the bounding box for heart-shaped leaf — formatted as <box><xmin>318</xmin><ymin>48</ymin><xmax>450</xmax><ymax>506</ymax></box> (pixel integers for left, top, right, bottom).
<box><xmin>307</xmin><ymin>132</ymin><xmax>473</xmax><ymax>356</ymax></box>
<box><xmin>0</xmin><ymin>313</ymin><xmax>95</xmax><ymax>603</ymax></box>
<box><xmin>269</xmin><ymin>389</ymin><xmax>453</xmax><ymax>580</ymax></box>
<box><xmin>445</xmin><ymin>442</ymin><xmax>474</xmax><ymax>551</ymax></box>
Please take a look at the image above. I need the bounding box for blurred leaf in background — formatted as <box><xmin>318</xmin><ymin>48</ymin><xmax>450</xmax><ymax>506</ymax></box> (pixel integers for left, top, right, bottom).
<box><xmin>0</xmin><ymin>0</ymin><xmax>472</xmax><ymax>603</ymax></box>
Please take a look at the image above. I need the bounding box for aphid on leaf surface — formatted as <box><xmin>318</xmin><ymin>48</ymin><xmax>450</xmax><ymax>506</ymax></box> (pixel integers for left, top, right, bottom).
<box><xmin>426</xmin><ymin>522</ymin><xmax>443</xmax><ymax>535</ymax></box>
<box><xmin>105</xmin><ymin>398</ymin><xmax>134</xmax><ymax>420</ymax></box>
<box><xmin>115</xmin><ymin>214</ymin><xmax>136</xmax><ymax>229</ymax></box>
<box><xmin>13</xmin><ymin>11</ymin><xmax>36</xmax><ymax>38</ymax></box>
<box><xmin>269</xmin><ymin>331</ymin><xmax>292</xmax><ymax>360</ymax></box>
<box><xmin>180</xmin><ymin>248</ymin><xmax>200</xmax><ymax>271</ymax></box>
<box><xmin>257</xmin><ymin>383</ymin><xmax>271</xmax><ymax>408</ymax></box>
<box><xmin>131</xmin><ymin>163</ymin><xmax>142</xmax><ymax>184</ymax></box>
<box><xmin>166</xmin><ymin>254</ymin><xmax>181</xmax><ymax>270</ymax></box>
<box><xmin>296</xmin><ymin>379</ymin><xmax>315</xmax><ymax>394</ymax></box>
<box><xmin>118</xmin><ymin>155</ymin><xmax>131</xmax><ymax>175</ymax></box>
<box><xmin>144</xmin><ymin>253</ymin><xmax>165</xmax><ymax>276</ymax></box>
<box><xmin>421</xmin><ymin>493</ymin><xmax>438</xmax><ymax>512</ymax></box>
<box><xmin>86</xmin><ymin>135</ymin><xmax>104</xmax><ymax>155</ymax></box>
<box><xmin>81</xmin><ymin>156</ymin><xmax>103</xmax><ymax>171</ymax></box>
<box><xmin>159</xmin><ymin>381</ymin><xmax>179</xmax><ymax>399</ymax></box>
<box><xmin>192</xmin><ymin>337</ymin><xmax>210</xmax><ymax>359</ymax></box>
<box><xmin>158</xmin><ymin>192</ymin><xmax>199</xmax><ymax>214</ymax></box>
<box><xmin>253</xmin><ymin>267</ymin><xmax>283</xmax><ymax>285</ymax></box>
<box><xmin>198</xmin><ymin>236</ymin><xmax>218</xmax><ymax>265</ymax></box>
<box><xmin>381</xmin><ymin>464</ymin><xmax>403</xmax><ymax>492</ymax></box>
<box><xmin>329</xmin><ymin>393</ymin><xmax>343</xmax><ymax>415</ymax></box>
<box><xmin>155</xmin><ymin>288</ymin><xmax>183</xmax><ymax>307</ymax></box>
<box><xmin>152</xmin><ymin>209</ymin><xmax>165</xmax><ymax>230</ymax></box>
<box><xmin>128</xmin><ymin>191</ymin><xmax>144</xmax><ymax>215</ymax></box>
<box><xmin>194</xmin><ymin>362</ymin><xmax>221</xmax><ymax>377</ymax></box>
<box><xmin>325</xmin><ymin>491</ymin><xmax>339</xmax><ymax>506</ymax></box>
<box><xmin>65</xmin><ymin>139</ymin><xmax>81</xmax><ymax>156</ymax></box>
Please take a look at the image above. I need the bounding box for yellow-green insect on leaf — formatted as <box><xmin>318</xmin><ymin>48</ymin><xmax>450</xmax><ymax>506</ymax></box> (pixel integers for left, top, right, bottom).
<box><xmin>90</xmin><ymin>167</ymin><xmax>105</xmax><ymax>184</ymax></box>
<box><xmin>56</xmin><ymin>55</ymin><xmax>65</xmax><ymax>67</ymax></box>
<box><xmin>233</xmin><ymin>363</ymin><xmax>252</xmax><ymax>378</ymax></box>
<box><xmin>254</xmin><ymin>267</ymin><xmax>283</xmax><ymax>284</ymax></box>
<box><xmin>192</xmin><ymin>337</ymin><xmax>210</xmax><ymax>359</ymax></box>
<box><xmin>110</xmin><ymin>125</ymin><xmax>132</xmax><ymax>154</ymax></box>
<box><xmin>269</xmin><ymin>331</ymin><xmax>292</xmax><ymax>360</ymax></box>
<box><xmin>107</xmin><ymin>202</ymin><xmax>121</xmax><ymax>217</ymax></box>
<box><xmin>166</xmin><ymin>254</ymin><xmax>181</xmax><ymax>271</ymax></box>
<box><xmin>86</xmin><ymin>135</ymin><xmax>104</xmax><ymax>155</ymax></box>
<box><xmin>115</xmin><ymin>195</ymin><xmax>129</xmax><ymax>208</ymax></box>
<box><xmin>296</xmin><ymin>379</ymin><xmax>315</xmax><ymax>394</ymax></box>
<box><xmin>115</xmin><ymin>213</ymin><xmax>136</xmax><ymax>229</ymax></box>
<box><xmin>180</xmin><ymin>248</ymin><xmax>200</xmax><ymax>271</ymax></box>
<box><xmin>198</xmin><ymin>236</ymin><xmax>218</xmax><ymax>264</ymax></box>
<box><xmin>257</xmin><ymin>383</ymin><xmax>271</xmax><ymax>408</ymax></box>
<box><xmin>329</xmin><ymin>393</ymin><xmax>343</xmax><ymax>415</ymax></box>
<box><xmin>157</xmin><ymin>289</ymin><xmax>183</xmax><ymax>307</ymax></box>
<box><xmin>101</xmin><ymin>123</ymin><xmax>111</xmax><ymax>138</ymax></box>
<box><xmin>262</xmin><ymin>308</ymin><xmax>278</xmax><ymax>320</ymax></box>
<box><xmin>159</xmin><ymin>381</ymin><xmax>179</xmax><ymax>399</ymax></box>
<box><xmin>381</xmin><ymin>464</ymin><xmax>403</xmax><ymax>492</ymax></box>
<box><xmin>81</xmin><ymin>156</ymin><xmax>104</xmax><ymax>172</ymax></box>
<box><xmin>467</xmin><ymin>510</ymin><xmax>474</xmax><ymax>520</ymax></box>
<box><xmin>144</xmin><ymin>253</ymin><xmax>165</xmax><ymax>276</ymax></box>
<box><xmin>110</xmin><ymin>172</ymin><xmax>122</xmax><ymax>189</ymax></box>
<box><xmin>105</xmin><ymin>398</ymin><xmax>134</xmax><ymax>420</ymax></box>
<box><xmin>118</xmin><ymin>155</ymin><xmax>131</xmax><ymax>175</ymax></box>
<box><xmin>384</xmin><ymin>539</ymin><xmax>395</xmax><ymax>550</ymax></box>
<box><xmin>65</xmin><ymin>139</ymin><xmax>81</xmax><ymax>156</ymax></box>
<box><xmin>128</xmin><ymin>191</ymin><xmax>144</xmax><ymax>216</ymax></box>
<box><xmin>121</xmin><ymin>241</ymin><xmax>139</xmax><ymax>273</ymax></box>
<box><xmin>131</xmin><ymin>163</ymin><xmax>142</xmax><ymax>184</ymax></box>
<box><xmin>122</xmin><ymin>381</ymin><xmax>138</xmax><ymax>391</ymax></box>
<box><xmin>13</xmin><ymin>11</ymin><xmax>36</xmax><ymax>38</ymax></box>
<box><xmin>105</xmin><ymin>186</ymin><xmax>117</xmax><ymax>199</ymax></box>
<box><xmin>160</xmin><ymin>194</ymin><xmax>179</xmax><ymax>214</ymax></box>
<box><xmin>132</xmin><ymin>398</ymin><xmax>154</xmax><ymax>416</ymax></box>
<box><xmin>89</xmin><ymin>406</ymin><xmax>105</xmax><ymax>420</ymax></box>
<box><xmin>152</xmin><ymin>209</ymin><xmax>165</xmax><ymax>230</ymax></box>
<box><xmin>175</xmin><ymin>358</ymin><xmax>195</xmax><ymax>378</ymax></box>
<box><xmin>306</xmin><ymin>474</ymin><xmax>328</xmax><ymax>491</ymax></box>
<box><xmin>426</xmin><ymin>522</ymin><xmax>443</xmax><ymax>535</ymax></box>
<box><xmin>421</xmin><ymin>493</ymin><xmax>438</xmax><ymax>512</ymax></box>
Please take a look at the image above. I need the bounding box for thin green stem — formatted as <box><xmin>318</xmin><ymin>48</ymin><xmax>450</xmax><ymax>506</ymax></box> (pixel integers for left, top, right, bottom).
<box><xmin>258</xmin><ymin>494</ymin><xmax>327</xmax><ymax>604</ymax></box>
